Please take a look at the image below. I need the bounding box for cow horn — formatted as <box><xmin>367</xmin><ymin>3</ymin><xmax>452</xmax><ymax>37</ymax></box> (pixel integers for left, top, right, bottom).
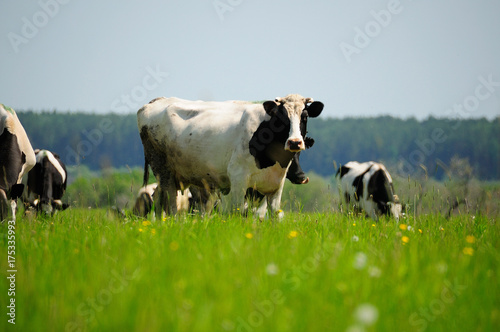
<box><xmin>305</xmin><ymin>97</ymin><xmax>314</xmax><ymax>104</ymax></box>
<box><xmin>275</xmin><ymin>97</ymin><xmax>283</xmax><ymax>104</ymax></box>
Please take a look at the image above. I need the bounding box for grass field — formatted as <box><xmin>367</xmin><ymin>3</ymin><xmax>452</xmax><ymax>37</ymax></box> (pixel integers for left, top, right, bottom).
<box><xmin>1</xmin><ymin>208</ymin><xmax>498</xmax><ymax>332</ymax></box>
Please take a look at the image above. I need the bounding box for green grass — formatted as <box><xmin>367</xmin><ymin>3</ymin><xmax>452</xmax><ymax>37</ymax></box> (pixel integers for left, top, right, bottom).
<box><xmin>1</xmin><ymin>209</ymin><xmax>499</xmax><ymax>332</ymax></box>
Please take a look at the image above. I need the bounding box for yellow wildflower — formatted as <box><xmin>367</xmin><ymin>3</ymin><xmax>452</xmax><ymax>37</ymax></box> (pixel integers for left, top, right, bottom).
<box><xmin>402</xmin><ymin>236</ymin><xmax>410</xmax><ymax>244</ymax></box>
<box><xmin>418</xmin><ymin>229</ymin><xmax>423</xmax><ymax>234</ymax></box>
<box><xmin>139</xmin><ymin>228</ymin><xmax>143</xmax><ymax>232</ymax></box>
<box><xmin>372</xmin><ymin>224</ymin><xmax>376</xmax><ymax>227</ymax></box>
<box><xmin>463</xmin><ymin>247</ymin><xmax>474</xmax><ymax>256</ymax></box>
<box><xmin>245</xmin><ymin>233</ymin><xmax>253</xmax><ymax>239</ymax></box>
<box><xmin>288</xmin><ymin>231</ymin><xmax>299</xmax><ymax>239</ymax></box>
<box><xmin>465</xmin><ymin>235</ymin><xmax>475</xmax><ymax>244</ymax></box>
<box><xmin>399</xmin><ymin>224</ymin><xmax>407</xmax><ymax>231</ymax></box>
<box><xmin>151</xmin><ymin>228</ymin><xmax>156</xmax><ymax>235</ymax></box>
<box><xmin>439</xmin><ymin>227</ymin><xmax>444</xmax><ymax>231</ymax></box>
<box><xmin>353</xmin><ymin>223</ymin><xmax>356</xmax><ymax>226</ymax></box>
<box><xmin>142</xmin><ymin>220</ymin><xmax>151</xmax><ymax>226</ymax></box>
<box><xmin>162</xmin><ymin>217</ymin><xmax>167</xmax><ymax>222</ymax></box>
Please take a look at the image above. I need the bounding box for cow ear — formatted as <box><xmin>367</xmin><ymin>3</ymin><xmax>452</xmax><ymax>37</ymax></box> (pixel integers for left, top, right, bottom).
<box><xmin>304</xmin><ymin>137</ymin><xmax>315</xmax><ymax>149</ymax></box>
<box><xmin>263</xmin><ymin>101</ymin><xmax>278</xmax><ymax>116</ymax></box>
<box><xmin>307</xmin><ymin>101</ymin><xmax>324</xmax><ymax>118</ymax></box>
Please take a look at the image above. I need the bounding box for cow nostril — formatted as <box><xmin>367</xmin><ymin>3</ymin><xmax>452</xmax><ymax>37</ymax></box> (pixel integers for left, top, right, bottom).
<box><xmin>287</xmin><ymin>139</ymin><xmax>304</xmax><ymax>151</ymax></box>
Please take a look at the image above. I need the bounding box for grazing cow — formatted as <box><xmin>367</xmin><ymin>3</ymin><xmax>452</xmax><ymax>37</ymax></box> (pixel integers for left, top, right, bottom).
<box><xmin>133</xmin><ymin>183</ymin><xmax>195</xmax><ymax>217</ymax></box>
<box><xmin>27</xmin><ymin>149</ymin><xmax>69</xmax><ymax>214</ymax></box>
<box><xmin>138</xmin><ymin>94</ymin><xmax>323</xmax><ymax>219</ymax></box>
<box><xmin>337</xmin><ymin>161</ymin><xmax>402</xmax><ymax>220</ymax></box>
<box><xmin>0</xmin><ymin>104</ymin><xmax>36</xmax><ymax>221</ymax></box>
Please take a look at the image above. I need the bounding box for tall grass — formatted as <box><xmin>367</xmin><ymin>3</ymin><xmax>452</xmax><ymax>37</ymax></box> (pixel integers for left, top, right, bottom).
<box><xmin>1</xmin><ymin>208</ymin><xmax>498</xmax><ymax>332</ymax></box>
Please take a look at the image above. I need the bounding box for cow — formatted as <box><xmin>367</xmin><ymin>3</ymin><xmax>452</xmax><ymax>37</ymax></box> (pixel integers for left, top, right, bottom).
<box><xmin>0</xmin><ymin>104</ymin><xmax>36</xmax><ymax>221</ymax></box>
<box><xmin>26</xmin><ymin>149</ymin><xmax>69</xmax><ymax>214</ymax></box>
<box><xmin>133</xmin><ymin>182</ymin><xmax>197</xmax><ymax>217</ymax></box>
<box><xmin>137</xmin><ymin>94</ymin><xmax>323</xmax><ymax>219</ymax></box>
<box><xmin>337</xmin><ymin>161</ymin><xmax>402</xmax><ymax>220</ymax></box>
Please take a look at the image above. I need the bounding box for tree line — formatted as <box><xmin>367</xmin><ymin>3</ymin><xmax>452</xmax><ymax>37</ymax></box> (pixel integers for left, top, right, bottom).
<box><xmin>17</xmin><ymin>111</ymin><xmax>500</xmax><ymax>180</ymax></box>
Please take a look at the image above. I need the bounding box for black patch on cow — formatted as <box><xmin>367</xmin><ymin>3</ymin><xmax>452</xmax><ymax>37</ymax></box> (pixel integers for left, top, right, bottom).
<box><xmin>249</xmin><ymin>103</ymin><xmax>295</xmax><ymax>169</ymax></box>
<box><xmin>286</xmin><ymin>153</ymin><xmax>307</xmax><ymax>184</ymax></box>
<box><xmin>352</xmin><ymin>165</ymin><xmax>374</xmax><ymax>201</ymax></box>
<box><xmin>367</xmin><ymin>169</ymin><xmax>393</xmax><ymax>215</ymax></box>
<box><xmin>0</xmin><ymin>129</ymin><xmax>24</xmax><ymax>195</ymax></box>
<box><xmin>10</xmin><ymin>184</ymin><xmax>24</xmax><ymax>200</ymax></box>
<box><xmin>336</xmin><ymin>165</ymin><xmax>351</xmax><ymax>178</ymax></box>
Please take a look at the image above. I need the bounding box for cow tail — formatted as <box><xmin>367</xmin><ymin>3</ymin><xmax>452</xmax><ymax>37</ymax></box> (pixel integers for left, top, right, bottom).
<box><xmin>143</xmin><ymin>157</ymin><xmax>150</xmax><ymax>187</ymax></box>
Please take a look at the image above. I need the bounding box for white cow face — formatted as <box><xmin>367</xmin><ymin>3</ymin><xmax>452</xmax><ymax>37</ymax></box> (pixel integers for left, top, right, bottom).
<box><xmin>263</xmin><ymin>94</ymin><xmax>323</xmax><ymax>152</ymax></box>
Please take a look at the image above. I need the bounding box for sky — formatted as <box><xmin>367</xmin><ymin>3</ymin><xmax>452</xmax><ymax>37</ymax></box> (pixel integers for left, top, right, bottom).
<box><xmin>1</xmin><ymin>0</ymin><xmax>499</xmax><ymax>120</ymax></box>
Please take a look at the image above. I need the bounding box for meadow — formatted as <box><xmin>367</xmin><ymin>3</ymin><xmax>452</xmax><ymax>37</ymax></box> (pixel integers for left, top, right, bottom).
<box><xmin>1</xmin><ymin>203</ymin><xmax>499</xmax><ymax>331</ymax></box>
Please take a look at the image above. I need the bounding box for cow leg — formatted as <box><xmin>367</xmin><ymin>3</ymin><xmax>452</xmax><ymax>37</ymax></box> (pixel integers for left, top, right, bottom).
<box><xmin>226</xmin><ymin>179</ymin><xmax>247</xmax><ymax>215</ymax></box>
<box><xmin>255</xmin><ymin>198</ymin><xmax>268</xmax><ymax>220</ymax></box>
<box><xmin>266</xmin><ymin>179</ymin><xmax>286</xmax><ymax>220</ymax></box>
<box><xmin>0</xmin><ymin>189</ymin><xmax>8</xmax><ymax>221</ymax></box>
<box><xmin>157</xmin><ymin>179</ymin><xmax>178</xmax><ymax>216</ymax></box>
<box><xmin>10</xmin><ymin>199</ymin><xmax>17</xmax><ymax>221</ymax></box>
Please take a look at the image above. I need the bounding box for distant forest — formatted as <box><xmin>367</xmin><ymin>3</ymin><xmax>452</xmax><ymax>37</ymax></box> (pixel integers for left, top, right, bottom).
<box><xmin>16</xmin><ymin>111</ymin><xmax>500</xmax><ymax>180</ymax></box>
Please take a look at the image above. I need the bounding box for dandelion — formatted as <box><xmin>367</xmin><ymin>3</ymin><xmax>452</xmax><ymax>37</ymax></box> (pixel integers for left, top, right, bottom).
<box><xmin>368</xmin><ymin>266</ymin><xmax>382</xmax><ymax>278</ymax></box>
<box><xmin>266</xmin><ymin>263</ymin><xmax>279</xmax><ymax>275</ymax></box>
<box><xmin>353</xmin><ymin>252</ymin><xmax>367</xmax><ymax>270</ymax></box>
<box><xmin>245</xmin><ymin>233</ymin><xmax>253</xmax><ymax>239</ymax></box>
<box><xmin>353</xmin><ymin>303</ymin><xmax>379</xmax><ymax>326</ymax></box>
<box><xmin>440</xmin><ymin>227</ymin><xmax>444</xmax><ymax>231</ymax></box>
<box><xmin>288</xmin><ymin>231</ymin><xmax>298</xmax><ymax>239</ymax></box>
<box><xmin>142</xmin><ymin>220</ymin><xmax>151</xmax><ymax>226</ymax></box>
<box><xmin>151</xmin><ymin>228</ymin><xmax>156</xmax><ymax>235</ymax></box>
<box><xmin>169</xmin><ymin>241</ymin><xmax>179</xmax><ymax>251</ymax></box>
<box><xmin>139</xmin><ymin>228</ymin><xmax>143</xmax><ymax>232</ymax></box>
<box><xmin>371</xmin><ymin>223</ymin><xmax>376</xmax><ymax>227</ymax></box>
<box><xmin>162</xmin><ymin>217</ymin><xmax>167</xmax><ymax>222</ymax></box>
<box><xmin>351</xmin><ymin>235</ymin><xmax>359</xmax><ymax>242</ymax></box>
<box><xmin>466</xmin><ymin>235</ymin><xmax>475</xmax><ymax>244</ymax></box>
<box><xmin>402</xmin><ymin>236</ymin><xmax>410</xmax><ymax>244</ymax></box>
<box><xmin>463</xmin><ymin>247</ymin><xmax>474</xmax><ymax>256</ymax></box>
<box><xmin>399</xmin><ymin>224</ymin><xmax>407</xmax><ymax>231</ymax></box>
<box><xmin>407</xmin><ymin>225</ymin><xmax>413</xmax><ymax>232</ymax></box>
<box><xmin>418</xmin><ymin>229</ymin><xmax>423</xmax><ymax>234</ymax></box>
<box><xmin>352</xmin><ymin>223</ymin><xmax>356</xmax><ymax>226</ymax></box>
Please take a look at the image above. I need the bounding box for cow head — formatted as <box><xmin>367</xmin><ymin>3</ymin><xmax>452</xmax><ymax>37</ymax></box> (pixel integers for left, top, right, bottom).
<box><xmin>263</xmin><ymin>94</ymin><xmax>323</xmax><ymax>152</ymax></box>
<box><xmin>389</xmin><ymin>195</ymin><xmax>402</xmax><ymax>220</ymax></box>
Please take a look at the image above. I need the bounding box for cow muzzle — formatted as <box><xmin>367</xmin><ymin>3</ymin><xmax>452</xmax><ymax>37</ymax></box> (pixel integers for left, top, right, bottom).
<box><xmin>286</xmin><ymin>138</ymin><xmax>305</xmax><ymax>152</ymax></box>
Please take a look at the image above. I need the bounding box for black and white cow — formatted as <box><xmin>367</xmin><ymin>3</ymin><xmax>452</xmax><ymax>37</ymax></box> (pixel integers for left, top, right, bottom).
<box><xmin>27</xmin><ymin>149</ymin><xmax>69</xmax><ymax>214</ymax></box>
<box><xmin>337</xmin><ymin>161</ymin><xmax>402</xmax><ymax>220</ymax></box>
<box><xmin>0</xmin><ymin>104</ymin><xmax>36</xmax><ymax>221</ymax></box>
<box><xmin>133</xmin><ymin>183</ymin><xmax>193</xmax><ymax>217</ymax></box>
<box><xmin>138</xmin><ymin>94</ymin><xmax>323</xmax><ymax>219</ymax></box>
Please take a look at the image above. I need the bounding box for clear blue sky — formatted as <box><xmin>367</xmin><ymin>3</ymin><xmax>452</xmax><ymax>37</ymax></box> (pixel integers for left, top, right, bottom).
<box><xmin>1</xmin><ymin>0</ymin><xmax>499</xmax><ymax>119</ymax></box>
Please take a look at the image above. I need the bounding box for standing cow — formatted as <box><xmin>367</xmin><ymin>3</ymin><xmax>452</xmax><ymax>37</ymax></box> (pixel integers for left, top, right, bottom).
<box><xmin>337</xmin><ymin>161</ymin><xmax>402</xmax><ymax>220</ymax></box>
<box><xmin>0</xmin><ymin>104</ymin><xmax>36</xmax><ymax>221</ymax></box>
<box><xmin>27</xmin><ymin>149</ymin><xmax>69</xmax><ymax>214</ymax></box>
<box><xmin>138</xmin><ymin>94</ymin><xmax>323</xmax><ymax>219</ymax></box>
